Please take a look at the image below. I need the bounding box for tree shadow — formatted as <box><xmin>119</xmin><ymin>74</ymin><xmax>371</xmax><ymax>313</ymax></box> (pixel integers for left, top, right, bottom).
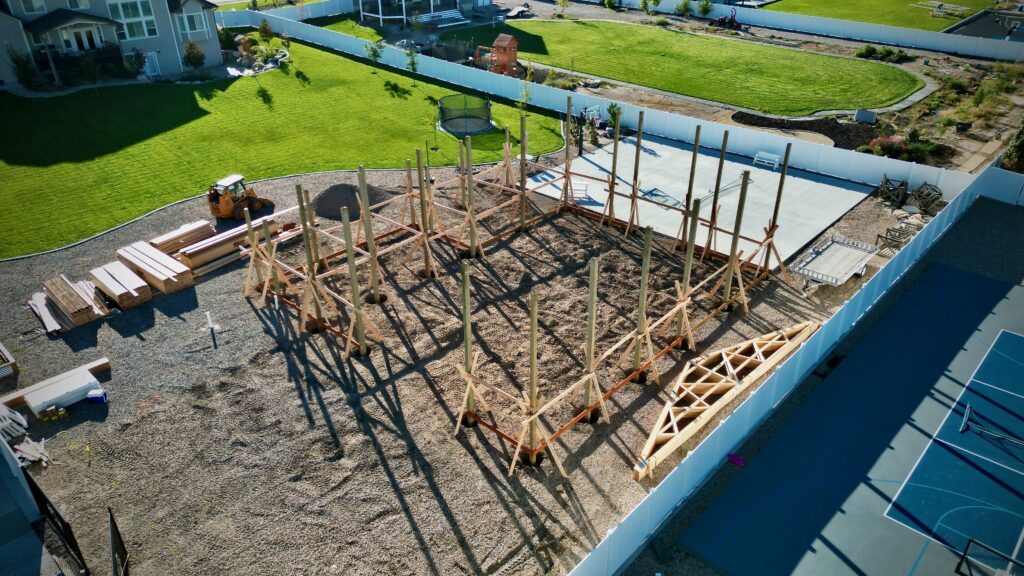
<box><xmin>295</xmin><ymin>69</ymin><xmax>311</xmax><ymax>86</ymax></box>
<box><xmin>383</xmin><ymin>79</ymin><xmax>412</xmax><ymax>99</ymax></box>
<box><xmin>256</xmin><ymin>85</ymin><xmax>274</xmax><ymax>110</ymax></box>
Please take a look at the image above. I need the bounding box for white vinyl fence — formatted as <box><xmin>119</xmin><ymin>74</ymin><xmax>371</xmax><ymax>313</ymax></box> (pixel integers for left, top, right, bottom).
<box><xmin>567</xmin><ymin>163</ymin><xmax>1024</xmax><ymax>576</ymax></box>
<box><xmin>216</xmin><ymin>10</ymin><xmax>974</xmax><ymax>197</ymax></box>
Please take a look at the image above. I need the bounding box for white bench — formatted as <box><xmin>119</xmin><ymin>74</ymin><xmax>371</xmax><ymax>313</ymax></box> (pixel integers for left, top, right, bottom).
<box><xmin>753</xmin><ymin>151</ymin><xmax>782</xmax><ymax>171</ymax></box>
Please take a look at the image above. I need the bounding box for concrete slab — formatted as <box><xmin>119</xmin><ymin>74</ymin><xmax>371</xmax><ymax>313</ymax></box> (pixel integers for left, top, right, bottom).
<box><xmin>529</xmin><ymin>133</ymin><xmax>874</xmax><ymax>263</ymax></box>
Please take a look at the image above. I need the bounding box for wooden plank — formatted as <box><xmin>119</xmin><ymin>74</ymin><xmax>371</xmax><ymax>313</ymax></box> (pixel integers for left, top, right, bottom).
<box><xmin>42</xmin><ymin>276</ymin><xmax>88</xmax><ymax>315</ymax></box>
<box><xmin>27</xmin><ymin>293</ymin><xmax>61</xmax><ymax>334</ymax></box>
<box><xmin>0</xmin><ymin>357</ymin><xmax>110</xmax><ymax>407</ymax></box>
<box><xmin>130</xmin><ymin>242</ymin><xmax>191</xmax><ymax>275</ymax></box>
<box><xmin>105</xmin><ymin>261</ymin><xmax>149</xmax><ymax>293</ymax></box>
<box><xmin>24</xmin><ymin>371</ymin><xmax>100</xmax><ymax>417</ymax></box>
<box><xmin>149</xmin><ymin>220</ymin><xmax>215</xmax><ymax>253</ymax></box>
<box><xmin>90</xmin><ymin>267</ymin><xmax>128</xmax><ymax>300</ymax></box>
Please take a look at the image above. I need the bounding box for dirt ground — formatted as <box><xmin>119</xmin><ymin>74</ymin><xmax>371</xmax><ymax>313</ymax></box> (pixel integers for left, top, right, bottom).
<box><xmin>0</xmin><ymin>157</ymin><xmax>866</xmax><ymax>575</ymax></box>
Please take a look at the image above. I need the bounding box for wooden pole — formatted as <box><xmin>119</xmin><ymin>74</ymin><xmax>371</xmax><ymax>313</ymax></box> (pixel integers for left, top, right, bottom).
<box><xmin>295</xmin><ymin>185</ymin><xmax>322</xmax><ymax>323</ymax></box>
<box><xmin>680</xmin><ymin>125</ymin><xmax>701</xmax><ymax>251</ymax></box>
<box><xmin>341</xmin><ymin>206</ymin><xmax>368</xmax><ymax>356</ymax></box>
<box><xmin>562</xmin><ymin>95</ymin><xmax>572</xmax><ymax>209</ymax></box>
<box><xmin>606</xmin><ymin>114</ymin><xmax>620</xmax><ymax>225</ymax></box>
<box><xmin>458</xmin><ymin>138</ymin><xmax>467</xmax><ymax>207</ymax></box>
<box><xmin>677</xmin><ymin>198</ymin><xmax>701</xmax><ymax>346</ymax></box>
<box><xmin>415</xmin><ymin>149</ymin><xmax>435</xmax><ymax>278</ymax></box>
<box><xmin>358</xmin><ymin>166</ymin><xmax>383</xmax><ymax>304</ymax></box>
<box><xmin>302</xmin><ymin>186</ymin><xmax>320</xmax><ymax>264</ymax></box>
<box><xmin>243</xmin><ymin>207</ymin><xmax>263</xmax><ymax>287</ymax></box>
<box><xmin>519</xmin><ymin>113</ymin><xmax>528</xmax><ymax>230</ymax></box>
<box><xmin>405</xmin><ymin>159</ymin><xmax>417</xmax><ymax>225</ymax></box>
<box><xmin>712</xmin><ymin>130</ymin><xmax>730</xmax><ymax>212</ymax></box>
<box><xmin>582</xmin><ymin>256</ymin><xmax>598</xmax><ymax>411</ymax></box>
<box><xmin>632</xmin><ymin>226</ymin><xmax>653</xmax><ymax>379</ymax></box>
<box><xmin>461</xmin><ymin>260</ymin><xmax>476</xmax><ymax>425</ymax></box>
<box><xmin>764</xmin><ymin>143</ymin><xmax>791</xmax><ymax>270</ymax></box>
<box><xmin>528</xmin><ymin>290</ymin><xmax>539</xmax><ymax>465</ymax></box>
<box><xmin>465</xmin><ymin>135</ymin><xmax>480</xmax><ymax>258</ymax></box>
<box><xmin>262</xmin><ymin>220</ymin><xmax>280</xmax><ymax>294</ymax></box>
<box><xmin>722</xmin><ymin>171</ymin><xmax>749</xmax><ymax>306</ymax></box>
<box><xmin>628</xmin><ymin>110</ymin><xmax>645</xmax><ymax>233</ymax></box>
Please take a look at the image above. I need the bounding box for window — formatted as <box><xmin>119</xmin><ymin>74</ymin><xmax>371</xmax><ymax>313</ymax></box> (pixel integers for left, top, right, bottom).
<box><xmin>176</xmin><ymin>12</ymin><xmax>207</xmax><ymax>39</ymax></box>
<box><xmin>110</xmin><ymin>0</ymin><xmax>157</xmax><ymax>40</ymax></box>
<box><xmin>21</xmin><ymin>0</ymin><xmax>45</xmax><ymax>14</ymax></box>
<box><xmin>68</xmin><ymin>0</ymin><xmax>90</xmax><ymax>9</ymax></box>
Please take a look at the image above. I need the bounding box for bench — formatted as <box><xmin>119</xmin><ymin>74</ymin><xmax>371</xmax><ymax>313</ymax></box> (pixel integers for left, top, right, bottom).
<box><xmin>753</xmin><ymin>151</ymin><xmax>782</xmax><ymax>171</ymax></box>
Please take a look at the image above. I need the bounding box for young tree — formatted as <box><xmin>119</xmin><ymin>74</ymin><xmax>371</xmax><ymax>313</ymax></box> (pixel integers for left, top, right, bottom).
<box><xmin>406</xmin><ymin>47</ymin><xmax>419</xmax><ymax>86</ymax></box>
<box><xmin>183</xmin><ymin>40</ymin><xmax>206</xmax><ymax>69</ymax></box>
<box><xmin>606</xmin><ymin>102</ymin><xmax>621</xmax><ymax>128</ymax></box>
<box><xmin>249</xmin><ymin>0</ymin><xmax>257</xmax><ymax>9</ymax></box>
<box><xmin>364</xmin><ymin>40</ymin><xmax>383</xmax><ymax>72</ymax></box>
<box><xmin>639</xmin><ymin>0</ymin><xmax>649</xmax><ymax>13</ymax></box>
<box><xmin>258</xmin><ymin>18</ymin><xmax>274</xmax><ymax>44</ymax></box>
<box><xmin>698</xmin><ymin>0</ymin><xmax>713</xmax><ymax>17</ymax></box>
<box><xmin>517</xmin><ymin>62</ymin><xmax>533</xmax><ymax>114</ymax></box>
<box><xmin>674</xmin><ymin>0</ymin><xmax>690</xmax><ymax>17</ymax></box>
<box><xmin>557</xmin><ymin>0</ymin><xmax>569</xmax><ymax>14</ymax></box>
<box><xmin>603</xmin><ymin>0</ymin><xmax>614</xmax><ymax>10</ymax></box>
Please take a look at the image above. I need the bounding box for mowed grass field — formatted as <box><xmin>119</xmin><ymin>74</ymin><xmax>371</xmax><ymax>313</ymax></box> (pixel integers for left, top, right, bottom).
<box><xmin>0</xmin><ymin>40</ymin><xmax>563</xmax><ymax>257</ymax></box>
<box><xmin>764</xmin><ymin>0</ymin><xmax>990</xmax><ymax>31</ymax></box>
<box><xmin>305</xmin><ymin>14</ymin><xmax>383</xmax><ymax>41</ymax></box>
<box><xmin>442</xmin><ymin>20</ymin><xmax>923</xmax><ymax>116</ymax></box>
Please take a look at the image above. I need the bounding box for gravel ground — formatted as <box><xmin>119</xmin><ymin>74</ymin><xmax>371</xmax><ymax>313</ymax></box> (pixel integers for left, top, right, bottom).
<box><xmin>0</xmin><ymin>153</ymin><xmax>854</xmax><ymax>575</ymax></box>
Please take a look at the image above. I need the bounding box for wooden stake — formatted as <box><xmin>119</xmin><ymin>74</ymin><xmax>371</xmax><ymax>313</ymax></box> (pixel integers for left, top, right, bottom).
<box><xmin>457</xmin><ymin>138</ymin><xmax>467</xmax><ymax>207</ymax></box>
<box><xmin>528</xmin><ymin>290</ymin><xmax>539</xmax><ymax>465</ymax></box>
<box><xmin>461</xmin><ymin>261</ymin><xmax>476</xmax><ymax>424</ymax></box>
<box><xmin>764</xmin><ymin>142</ymin><xmax>791</xmax><ymax>271</ymax></box>
<box><xmin>295</xmin><ymin>185</ymin><xmax>322</xmax><ymax>323</ymax></box>
<box><xmin>243</xmin><ymin>207</ymin><xmax>263</xmax><ymax>287</ymax></box>
<box><xmin>582</xmin><ymin>256</ymin><xmax>598</xmax><ymax>411</ymax></box>
<box><xmin>302</xmin><ymin>186</ymin><xmax>320</xmax><ymax>264</ymax></box>
<box><xmin>562</xmin><ymin>95</ymin><xmax>573</xmax><ymax>209</ymax></box>
<box><xmin>604</xmin><ymin>114</ymin><xmax>620</xmax><ymax>225</ymax></box>
<box><xmin>676</xmin><ymin>198</ymin><xmax>701</xmax><ymax>350</ymax></box>
<box><xmin>721</xmin><ymin>171</ymin><xmax>749</xmax><ymax>306</ymax></box>
<box><xmin>358</xmin><ymin>166</ymin><xmax>383</xmax><ymax>304</ymax></box>
<box><xmin>678</xmin><ymin>125</ymin><xmax>701</xmax><ymax>251</ymax></box>
<box><xmin>632</xmin><ymin>226</ymin><xmax>653</xmax><ymax>378</ymax></box>
<box><xmin>405</xmin><ymin>159</ymin><xmax>417</xmax><ymax>226</ymax></box>
<box><xmin>465</xmin><ymin>136</ymin><xmax>481</xmax><ymax>259</ymax></box>
<box><xmin>341</xmin><ymin>206</ymin><xmax>368</xmax><ymax>357</ymax></box>
<box><xmin>415</xmin><ymin>149</ymin><xmax>436</xmax><ymax>278</ymax></box>
<box><xmin>262</xmin><ymin>220</ymin><xmax>281</xmax><ymax>295</ymax></box>
<box><xmin>518</xmin><ymin>114</ymin><xmax>530</xmax><ymax>230</ymax></box>
<box><xmin>626</xmin><ymin>110</ymin><xmax>645</xmax><ymax>235</ymax></box>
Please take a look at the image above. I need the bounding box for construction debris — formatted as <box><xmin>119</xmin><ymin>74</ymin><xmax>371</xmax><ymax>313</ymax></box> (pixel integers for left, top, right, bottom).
<box><xmin>40</xmin><ymin>275</ymin><xmax>110</xmax><ymax>328</ymax></box>
<box><xmin>907</xmin><ymin>182</ymin><xmax>946</xmax><ymax>215</ymax></box>
<box><xmin>178</xmin><ymin>215</ymin><xmax>279</xmax><ymax>270</ymax></box>
<box><xmin>0</xmin><ymin>357</ymin><xmax>111</xmax><ymax>418</ymax></box>
<box><xmin>90</xmin><ymin>261</ymin><xmax>153</xmax><ymax>309</ymax></box>
<box><xmin>634</xmin><ymin>321</ymin><xmax>820</xmax><ymax>481</ymax></box>
<box><xmin>877</xmin><ymin>226</ymin><xmax>916</xmax><ymax>255</ymax></box>
<box><xmin>0</xmin><ymin>404</ymin><xmax>28</xmax><ymax>442</ymax></box>
<box><xmin>149</xmin><ymin>220</ymin><xmax>216</xmax><ymax>254</ymax></box>
<box><xmin>13</xmin><ymin>437</ymin><xmax>50</xmax><ymax>466</ymax></box>
<box><xmin>0</xmin><ymin>341</ymin><xmax>16</xmax><ymax>380</ymax></box>
<box><xmin>876</xmin><ymin>174</ymin><xmax>909</xmax><ymax>206</ymax></box>
<box><xmin>117</xmin><ymin>241</ymin><xmax>194</xmax><ymax>294</ymax></box>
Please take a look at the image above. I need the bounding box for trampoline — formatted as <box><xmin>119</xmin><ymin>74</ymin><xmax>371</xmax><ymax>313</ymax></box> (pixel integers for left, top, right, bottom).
<box><xmin>438</xmin><ymin>94</ymin><xmax>494</xmax><ymax>137</ymax></box>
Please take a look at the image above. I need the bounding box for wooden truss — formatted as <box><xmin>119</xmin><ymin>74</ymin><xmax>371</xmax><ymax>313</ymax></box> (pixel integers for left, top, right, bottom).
<box><xmin>633</xmin><ymin>321</ymin><xmax>819</xmax><ymax>481</ymax></box>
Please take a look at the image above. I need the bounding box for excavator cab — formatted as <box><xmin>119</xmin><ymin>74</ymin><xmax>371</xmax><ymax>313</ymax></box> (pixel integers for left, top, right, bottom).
<box><xmin>207</xmin><ymin>174</ymin><xmax>268</xmax><ymax>220</ymax></box>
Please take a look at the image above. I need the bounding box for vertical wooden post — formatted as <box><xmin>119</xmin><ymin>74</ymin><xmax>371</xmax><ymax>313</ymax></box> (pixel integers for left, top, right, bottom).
<box><xmin>722</xmin><ymin>171</ymin><xmax>750</xmax><ymax>306</ymax></box>
<box><xmin>465</xmin><ymin>135</ymin><xmax>480</xmax><ymax>258</ymax></box>
<box><xmin>680</xmin><ymin>125</ymin><xmax>701</xmax><ymax>250</ymax></box>
<box><xmin>295</xmin><ymin>185</ymin><xmax>322</xmax><ymax>323</ymax></box>
<box><xmin>261</xmin><ymin>220</ymin><xmax>280</xmax><ymax>294</ymax></box>
<box><xmin>457</xmin><ymin>138</ymin><xmax>467</xmax><ymax>207</ymax></box>
<box><xmin>415</xmin><ymin>149</ymin><xmax>435</xmax><ymax>278</ymax></box>
<box><xmin>405</xmin><ymin>159</ymin><xmax>417</xmax><ymax>225</ymax></box>
<box><xmin>461</xmin><ymin>260</ymin><xmax>475</xmax><ymax>424</ymax></box>
<box><xmin>764</xmin><ymin>143</ymin><xmax>791</xmax><ymax>271</ymax></box>
<box><xmin>676</xmin><ymin>198</ymin><xmax>701</xmax><ymax>346</ymax></box>
<box><xmin>342</xmin><ymin>206</ymin><xmax>368</xmax><ymax>356</ymax></box>
<box><xmin>358</xmin><ymin>166</ymin><xmax>382</xmax><ymax>304</ymax></box>
<box><xmin>562</xmin><ymin>95</ymin><xmax>572</xmax><ymax>209</ymax></box>
<box><xmin>606</xmin><ymin>114</ymin><xmax>620</xmax><ymax>225</ymax></box>
<box><xmin>243</xmin><ymin>207</ymin><xmax>263</xmax><ymax>286</ymax></box>
<box><xmin>528</xmin><ymin>290</ymin><xmax>539</xmax><ymax>465</ymax></box>
<box><xmin>712</xmin><ymin>130</ymin><xmax>730</xmax><ymax>212</ymax></box>
<box><xmin>632</xmin><ymin>226</ymin><xmax>653</xmax><ymax>379</ymax></box>
<box><xmin>519</xmin><ymin>113</ymin><xmax>528</xmax><ymax>230</ymax></box>
<box><xmin>301</xmin><ymin>186</ymin><xmax>320</xmax><ymax>264</ymax></box>
<box><xmin>627</xmin><ymin>110</ymin><xmax>645</xmax><ymax>233</ymax></box>
<box><xmin>582</xmin><ymin>256</ymin><xmax>598</xmax><ymax>410</ymax></box>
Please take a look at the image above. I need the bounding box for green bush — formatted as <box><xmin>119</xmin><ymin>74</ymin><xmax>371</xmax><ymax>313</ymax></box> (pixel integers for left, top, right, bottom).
<box><xmin>183</xmin><ymin>40</ymin><xmax>206</xmax><ymax>69</ymax></box>
<box><xmin>604</xmin><ymin>0</ymin><xmax>615</xmax><ymax>10</ymax></box>
<box><xmin>944</xmin><ymin>77</ymin><xmax>968</xmax><ymax>94</ymax></box>
<box><xmin>258</xmin><ymin>18</ymin><xmax>274</xmax><ymax>43</ymax></box>
<box><xmin>219</xmin><ymin>27</ymin><xmax>236</xmax><ymax>50</ymax></box>
<box><xmin>675</xmin><ymin>0</ymin><xmax>690</xmax><ymax>16</ymax></box>
<box><xmin>878</xmin><ymin>46</ymin><xmax>895</xmax><ymax>60</ymax></box>
<box><xmin>698</xmin><ymin>0</ymin><xmax>712</xmax><ymax>17</ymax></box>
<box><xmin>1003</xmin><ymin>121</ymin><xmax>1024</xmax><ymax>173</ymax></box>
<box><xmin>654</xmin><ymin>17</ymin><xmax>669</xmax><ymax>25</ymax></box>
<box><xmin>6</xmin><ymin>47</ymin><xmax>38</xmax><ymax>90</ymax></box>
<box><xmin>884</xmin><ymin>48</ymin><xmax>915</xmax><ymax>63</ymax></box>
<box><xmin>855</xmin><ymin>44</ymin><xmax>877</xmax><ymax>59</ymax></box>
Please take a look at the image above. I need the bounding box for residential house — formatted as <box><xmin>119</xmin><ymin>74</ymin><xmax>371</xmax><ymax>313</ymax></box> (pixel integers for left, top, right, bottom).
<box><xmin>0</xmin><ymin>0</ymin><xmax>222</xmax><ymax>88</ymax></box>
<box><xmin>359</xmin><ymin>0</ymin><xmax>493</xmax><ymax>28</ymax></box>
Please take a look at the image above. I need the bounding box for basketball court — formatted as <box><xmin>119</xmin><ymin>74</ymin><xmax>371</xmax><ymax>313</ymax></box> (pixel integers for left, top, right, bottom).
<box><xmin>677</xmin><ymin>262</ymin><xmax>1024</xmax><ymax>575</ymax></box>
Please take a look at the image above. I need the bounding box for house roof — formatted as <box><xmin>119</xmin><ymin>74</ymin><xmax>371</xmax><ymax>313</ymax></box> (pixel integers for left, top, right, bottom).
<box><xmin>24</xmin><ymin>8</ymin><xmax>120</xmax><ymax>33</ymax></box>
<box><xmin>167</xmin><ymin>0</ymin><xmax>218</xmax><ymax>13</ymax></box>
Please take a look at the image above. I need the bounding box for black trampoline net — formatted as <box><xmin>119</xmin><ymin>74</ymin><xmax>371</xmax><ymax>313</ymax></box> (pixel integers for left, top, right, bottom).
<box><xmin>438</xmin><ymin>94</ymin><xmax>493</xmax><ymax>136</ymax></box>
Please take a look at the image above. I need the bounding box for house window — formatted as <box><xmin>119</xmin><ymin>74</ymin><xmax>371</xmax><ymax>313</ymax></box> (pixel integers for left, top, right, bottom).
<box><xmin>21</xmin><ymin>0</ymin><xmax>45</xmax><ymax>14</ymax></box>
<box><xmin>110</xmin><ymin>0</ymin><xmax>158</xmax><ymax>40</ymax></box>
<box><xmin>69</xmin><ymin>0</ymin><xmax>90</xmax><ymax>9</ymax></box>
<box><xmin>176</xmin><ymin>12</ymin><xmax>207</xmax><ymax>39</ymax></box>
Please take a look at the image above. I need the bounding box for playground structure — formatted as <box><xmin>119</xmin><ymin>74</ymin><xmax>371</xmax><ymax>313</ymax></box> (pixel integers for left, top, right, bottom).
<box><xmin>472</xmin><ymin>33</ymin><xmax>523</xmax><ymax>77</ymax></box>
<box><xmin>238</xmin><ymin>97</ymin><xmax>801</xmax><ymax>479</ymax></box>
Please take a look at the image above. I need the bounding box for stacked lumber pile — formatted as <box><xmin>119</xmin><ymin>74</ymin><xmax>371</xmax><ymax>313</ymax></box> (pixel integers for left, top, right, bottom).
<box><xmin>149</xmin><ymin>220</ymin><xmax>215</xmax><ymax>254</ymax></box>
<box><xmin>90</xmin><ymin>261</ymin><xmax>152</xmax><ymax>309</ymax></box>
<box><xmin>0</xmin><ymin>358</ymin><xmax>110</xmax><ymax>418</ymax></box>
<box><xmin>117</xmin><ymin>241</ymin><xmax>194</xmax><ymax>294</ymax></box>
<box><xmin>179</xmin><ymin>215</ymin><xmax>279</xmax><ymax>274</ymax></box>
<box><xmin>38</xmin><ymin>275</ymin><xmax>110</xmax><ymax>329</ymax></box>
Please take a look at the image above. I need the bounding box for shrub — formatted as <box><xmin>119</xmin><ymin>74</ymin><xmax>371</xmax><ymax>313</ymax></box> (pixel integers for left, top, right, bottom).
<box><xmin>884</xmin><ymin>49</ymin><xmax>915</xmax><ymax>64</ymax></box>
<box><xmin>604</xmin><ymin>0</ymin><xmax>615</xmax><ymax>10</ymax></box>
<box><xmin>249</xmin><ymin>0</ymin><xmax>258</xmax><ymax>9</ymax></box>
<box><xmin>639</xmin><ymin>0</ymin><xmax>649</xmax><ymax>13</ymax></box>
<box><xmin>183</xmin><ymin>40</ymin><xmax>206</xmax><ymax>69</ymax></box>
<box><xmin>6</xmin><ymin>47</ymin><xmax>38</xmax><ymax>89</ymax></box>
<box><xmin>944</xmin><ymin>77</ymin><xmax>968</xmax><ymax>94</ymax></box>
<box><xmin>675</xmin><ymin>0</ymin><xmax>690</xmax><ymax>16</ymax></box>
<box><xmin>1003</xmin><ymin>121</ymin><xmax>1024</xmax><ymax>173</ymax></box>
<box><xmin>364</xmin><ymin>40</ymin><xmax>383</xmax><ymax>71</ymax></box>
<box><xmin>607</xmin><ymin>102</ymin><xmax>621</xmax><ymax>128</ymax></box>
<box><xmin>406</xmin><ymin>47</ymin><xmax>419</xmax><ymax>85</ymax></box>
<box><xmin>258</xmin><ymin>18</ymin><xmax>274</xmax><ymax>44</ymax></box>
<box><xmin>878</xmin><ymin>46</ymin><xmax>895</xmax><ymax>61</ymax></box>
<box><xmin>855</xmin><ymin>44</ymin><xmax>877</xmax><ymax>59</ymax></box>
<box><xmin>995</xmin><ymin>61</ymin><xmax>1024</xmax><ymax>83</ymax></box>
<box><xmin>698</xmin><ymin>0</ymin><xmax>712</xmax><ymax>17</ymax></box>
<box><xmin>218</xmin><ymin>27</ymin><xmax>236</xmax><ymax>50</ymax></box>
<box><xmin>558</xmin><ymin>0</ymin><xmax>569</xmax><ymax>13</ymax></box>
<box><xmin>78</xmin><ymin>53</ymin><xmax>102</xmax><ymax>86</ymax></box>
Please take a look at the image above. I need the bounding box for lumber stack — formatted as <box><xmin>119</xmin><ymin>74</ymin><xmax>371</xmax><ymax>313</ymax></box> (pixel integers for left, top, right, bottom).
<box><xmin>178</xmin><ymin>215</ymin><xmax>279</xmax><ymax>270</ymax></box>
<box><xmin>117</xmin><ymin>241</ymin><xmax>194</xmax><ymax>294</ymax></box>
<box><xmin>90</xmin><ymin>261</ymin><xmax>152</xmax><ymax>309</ymax></box>
<box><xmin>0</xmin><ymin>357</ymin><xmax>110</xmax><ymax>418</ymax></box>
<box><xmin>40</xmin><ymin>275</ymin><xmax>110</xmax><ymax>328</ymax></box>
<box><xmin>149</xmin><ymin>220</ymin><xmax>216</xmax><ymax>254</ymax></box>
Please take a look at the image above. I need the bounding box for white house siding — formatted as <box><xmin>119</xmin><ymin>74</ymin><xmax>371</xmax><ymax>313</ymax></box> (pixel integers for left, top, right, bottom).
<box><xmin>0</xmin><ymin>11</ymin><xmax>30</xmax><ymax>87</ymax></box>
<box><xmin>172</xmin><ymin>0</ymin><xmax>221</xmax><ymax>68</ymax></box>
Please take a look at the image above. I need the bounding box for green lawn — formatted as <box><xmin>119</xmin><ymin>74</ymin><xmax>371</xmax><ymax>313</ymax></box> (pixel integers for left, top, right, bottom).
<box><xmin>216</xmin><ymin>0</ymin><xmax>326</xmax><ymax>11</ymax></box>
<box><xmin>442</xmin><ymin>20</ymin><xmax>923</xmax><ymax>116</ymax></box>
<box><xmin>764</xmin><ymin>0</ymin><xmax>990</xmax><ymax>31</ymax></box>
<box><xmin>304</xmin><ymin>14</ymin><xmax>384</xmax><ymax>42</ymax></box>
<box><xmin>0</xmin><ymin>40</ymin><xmax>563</xmax><ymax>257</ymax></box>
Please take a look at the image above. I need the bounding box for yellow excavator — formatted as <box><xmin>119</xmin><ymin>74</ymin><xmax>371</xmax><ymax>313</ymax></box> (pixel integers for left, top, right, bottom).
<box><xmin>206</xmin><ymin>174</ymin><xmax>269</xmax><ymax>220</ymax></box>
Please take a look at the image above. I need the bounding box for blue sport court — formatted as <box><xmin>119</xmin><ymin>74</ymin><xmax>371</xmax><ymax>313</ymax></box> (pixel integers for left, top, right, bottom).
<box><xmin>679</xmin><ymin>263</ymin><xmax>1024</xmax><ymax>575</ymax></box>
